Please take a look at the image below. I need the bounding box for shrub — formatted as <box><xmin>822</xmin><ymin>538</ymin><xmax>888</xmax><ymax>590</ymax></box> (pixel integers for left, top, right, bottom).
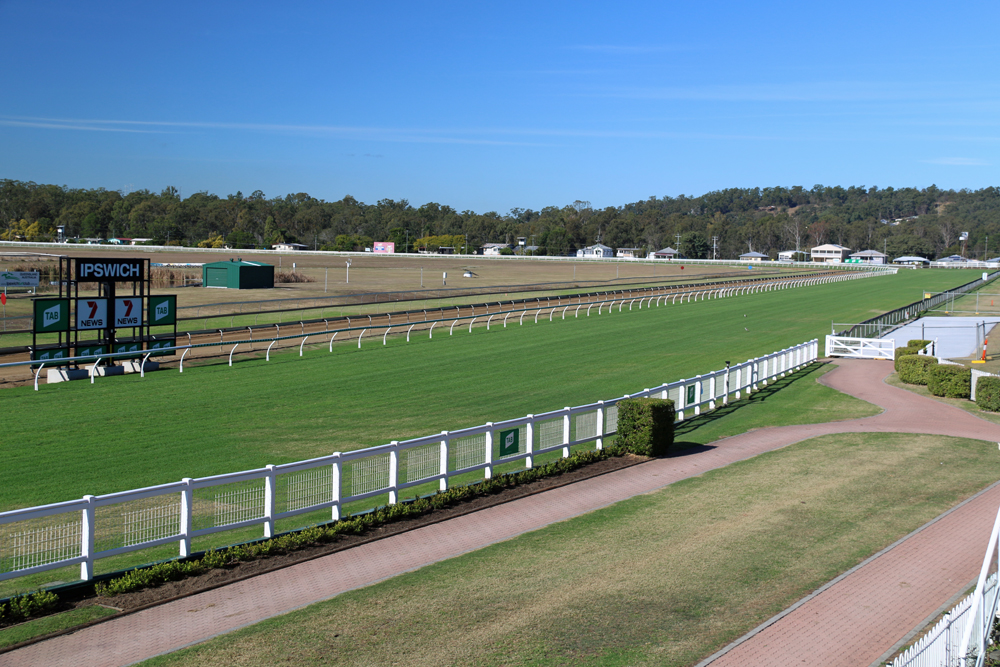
<box><xmin>0</xmin><ymin>590</ymin><xmax>60</xmax><ymax>625</ymax></box>
<box><xmin>894</xmin><ymin>346</ymin><xmax>921</xmax><ymax>369</ymax></box>
<box><xmin>907</xmin><ymin>339</ymin><xmax>932</xmax><ymax>349</ymax></box>
<box><xmin>897</xmin><ymin>355</ymin><xmax>939</xmax><ymax>385</ymax></box>
<box><xmin>977</xmin><ymin>377</ymin><xmax>1000</xmax><ymax>412</ymax></box>
<box><xmin>928</xmin><ymin>365</ymin><xmax>972</xmax><ymax>398</ymax></box>
<box><xmin>616</xmin><ymin>398</ymin><xmax>675</xmax><ymax>456</ymax></box>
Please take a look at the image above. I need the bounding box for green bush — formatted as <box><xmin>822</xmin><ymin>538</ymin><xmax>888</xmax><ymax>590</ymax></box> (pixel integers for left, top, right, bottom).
<box><xmin>897</xmin><ymin>355</ymin><xmax>939</xmax><ymax>385</ymax></box>
<box><xmin>0</xmin><ymin>590</ymin><xmax>60</xmax><ymax>626</ymax></box>
<box><xmin>615</xmin><ymin>398</ymin><xmax>675</xmax><ymax>456</ymax></box>
<box><xmin>907</xmin><ymin>339</ymin><xmax>932</xmax><ymax>349</ymax></box>
<box><xmin>977</xmin><ymin>377</ymin><xmax>1000</xmax><ymax>412</ymax></box>
<box><xmin>928</xmin><ymin>365</ymin><xmax>972</xmax><ymax>398</ymax></box>
<box><xmin>894</xmin><ymin>346</ymin><xmax>920</xmax><ymax>369</ymax></box>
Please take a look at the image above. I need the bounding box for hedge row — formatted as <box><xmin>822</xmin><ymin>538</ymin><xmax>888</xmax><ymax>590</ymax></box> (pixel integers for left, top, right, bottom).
<box><xmin>978</xmin><ymin>377</ymin><xmax>1000</xmax><ymax>412</ymax></box>
<box><xmin>897</xmin><ymin>355</ymin><xmax>938</xmax><ymax>385</ymax></box>
<box><xmin>616</xmin><ymin>398</ymin><xmax>675</xmax><ymax>456</ymax></box>
<box><xmin>928</xmin><ymin>365</ymin><xmax>971</xmax><ymax>399</ymax></box>
<box><xmin>0</xmin><ymin>590</ymin><xmax>60</xmax><ymax>627</ymax></box>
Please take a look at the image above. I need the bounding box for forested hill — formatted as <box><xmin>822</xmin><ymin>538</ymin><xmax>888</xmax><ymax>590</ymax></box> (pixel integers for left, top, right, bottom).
<box><xmin>2</xmin><ymin>180</ymin><xmax>999</xmax><ymax>260</ymax></box>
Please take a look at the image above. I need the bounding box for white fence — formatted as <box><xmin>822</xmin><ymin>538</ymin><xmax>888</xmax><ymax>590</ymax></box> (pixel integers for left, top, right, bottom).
<box><xmin>958</xmin><ymin>500</ymin><xmax>1000</xmax><ymax>667</ymax></box>
<box><xmin>0</xmin><ymin>339</ymin><xmax>819</xmax><ymax>585</ymax></box>
<box><xmin>889</xmin><ymin>573</ymin><xmax>997</xmax><ymax>667</ymax></box>
<box><xmin>972</xmin><ymin>369</ymin><xmax>999</xmax><ymax>402</ymax></box>
<box><xmin>824</xmin><ymin>335</ymin><xmax>896</xmax><ymax>360</ymax></box>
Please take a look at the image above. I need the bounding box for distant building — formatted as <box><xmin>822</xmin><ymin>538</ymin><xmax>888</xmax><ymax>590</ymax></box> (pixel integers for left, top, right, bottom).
<box><xmin>740</xmin><ymin>252</ymin><xmax>768</xmax><ymax>262</ymax></box>
<box><xmin>811</xmin><ymin>244</ymin><xmax>852</xmax><ymax>263</ymax></box>
<box><xmin>616</xmin><ymin>247</ymin><xmax>643</xmax><ymax>258</ymax></box>
<box><xmin>576</xmin><ymin>243</ymin><xmax>614</xmax><ymax>258</ymax></box>
<box><xmin>778</xmin><ymin>250</ymin><xmax>808</xmax><ymax>262</ymax></box>
<box><xmin>893</xmin><ymin>256</ymin><xmax>930</xmax><ymax>265</ymax></box>
<box><xmin>848</xmin><ymin>250</ymin><xmax>887</xmax><ymax>264</ymax></box>
<box><xmin>651</xmin><ymin>247</ymin><xmax>679</xmax><ymax>260</ymax></box>
<box><xmin>272</xmin><ymin>242</ymin><xmax>309</xmax><ymax>251</ymax></box>
<box><xmin>481</xmin><ymin>242</ymin><xmax>512</xmax><ymax>256</ymax></box>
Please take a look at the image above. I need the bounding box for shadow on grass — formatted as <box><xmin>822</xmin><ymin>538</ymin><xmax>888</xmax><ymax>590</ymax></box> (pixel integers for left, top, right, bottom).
<box><xmin>668</xmin><ymin>362</ymin><xmax>828</xmax><ymax>445</ymax></box>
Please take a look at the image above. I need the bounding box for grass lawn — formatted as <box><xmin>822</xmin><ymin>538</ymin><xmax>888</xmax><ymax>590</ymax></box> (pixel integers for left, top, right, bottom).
<box><xmin>0</xmin><ymin>604</ymin><xmax>117</xmax><ymax>649</ymax></box>
<box><xmin>137</xmin><ymin>431</ymin><xmax>1000</xmax><ymax>667</ymax></box>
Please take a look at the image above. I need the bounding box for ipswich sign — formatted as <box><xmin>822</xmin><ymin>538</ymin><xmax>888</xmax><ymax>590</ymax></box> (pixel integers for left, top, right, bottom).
<box><xmin>75</xmin><ymin>259</ymin><xmax>144</xmax><ymax>282</ymax></box>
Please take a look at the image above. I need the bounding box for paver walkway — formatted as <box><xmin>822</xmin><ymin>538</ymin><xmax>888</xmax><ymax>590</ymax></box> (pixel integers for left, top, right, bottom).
<box><xmin>3</xmin><ymin>359</ymin><xmax>998</xmax><ymax>667</ymax></box>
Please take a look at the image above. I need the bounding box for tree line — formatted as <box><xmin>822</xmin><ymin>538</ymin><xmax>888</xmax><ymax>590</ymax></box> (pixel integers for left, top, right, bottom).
<box><xmin>2</xmin><ymin>180</ymin><xmax>999</xmax><ymax>260</ymax></box>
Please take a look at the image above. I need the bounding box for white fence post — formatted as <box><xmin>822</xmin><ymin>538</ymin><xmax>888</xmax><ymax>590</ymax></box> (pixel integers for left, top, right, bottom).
<box><xmin>484</xmin><ymin>424</ymin><xmax>494</xmax><ymax>478</ymax></box>
<box><xmin>264</xmin><ymin>464</ymin><xmax>276</xmax><ymax>538</ymax></box>
<box><xmin>709</xmin><ymin>374</ymin><xmax>717</xmax><ymax>410</ymax></box>
<box><xmin>525</xmin><ymin>418</ymin><xmax>535</xmax><ymax>466</ymax></box>
<box><xmin>676</xmin><ymin>382</ymin><xmax>686</xmax><ymax>421</ymax></box>
<box><xmin>80</xmin><ymin>495</ymin><xmax>95</xmax><ymax>581</ymax></box>
<box><xmin>179</xmin><ymin>478</ymin><xmax>193</xmax><ymax>557</ymax></box>
<box><xmin>735</xmin><ymin>365</ymin><xmax>742</xmax><ymax>400</ymax></box>
<box><xmin>439</xmin><ymin>432</ymin><xmax>449</xmax><ymax>491</ymax></box>
<box><xmin>724</xmin><ymin>363</ymin><xmax>731</xmax><ymax>405</ymax></box>
<box><xmin>694</xmin><ymin>376</ymin><xmax>702</xmax><ymax>415</ymax></box>
<box><xmin>331</xmin><ymin>454</ymin><xmax>341</xmax><ymax>521</ymax></box>
<box><xmin>562</xmin><ymin>408</ymin><xmax>571</xmax><ymax>458</ymax></box>
<box><xmin>595</xmin><ymin>405</ymin><xmax>604</xmax><ymax>450</ymax></box>
<box><xmin>389</xmin><ymin>442</ymin><xmax>399</xmax><ymax>504</ymax></box>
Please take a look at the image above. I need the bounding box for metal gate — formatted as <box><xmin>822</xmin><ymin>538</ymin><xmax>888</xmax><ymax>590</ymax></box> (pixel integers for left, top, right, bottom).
<box><xmin>825</xmin><ymin>335</ymin><xmax>895</xmax><ymax>360</ymax></box>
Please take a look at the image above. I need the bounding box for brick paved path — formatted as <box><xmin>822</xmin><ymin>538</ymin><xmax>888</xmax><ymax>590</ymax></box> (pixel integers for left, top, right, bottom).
<box><xmin>3</xmin><ymin>359</ymin><xmax>998</xmax><ymax>667</ymax></box>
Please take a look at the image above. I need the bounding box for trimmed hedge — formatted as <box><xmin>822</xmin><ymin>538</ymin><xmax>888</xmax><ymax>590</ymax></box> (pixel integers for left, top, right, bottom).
<box><xmin>928</xmin><ymin>365</ymin><xmax>971</xmax><ymax>398</ymax></box>
<box><xmin>895</xmin><ymin>346</ymin><xmax>921</xmax><ymax>368</ymax></box>
<box><xmin>977</xmin><ymin>377</ymin><xmax>1000</xmax><ymax>412</ymax></box>
<box><xmin>897</xmin><ymin>354</ymin><xmax>938</xmax><ymax>385</ymax></box>
<box><xmin>907</xmin><ymin>339</ymin><xmax>932</xmax><ymax>349</ymax></box>
<box><xmin>616</xmin><ymin>398</ymin><xmax>675</xmax><ymax>456</ymax></box>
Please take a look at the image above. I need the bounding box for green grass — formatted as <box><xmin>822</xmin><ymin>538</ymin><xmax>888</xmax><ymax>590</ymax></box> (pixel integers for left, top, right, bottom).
<box><xmin>0</xmin><ymin>604</ymin><xmax>117</xmax><ymax>649</ymax></box>
<box><xmin>137</xmin><ymin>432</ymin><xmax>1000</xmax><ymax>667</ymax></box>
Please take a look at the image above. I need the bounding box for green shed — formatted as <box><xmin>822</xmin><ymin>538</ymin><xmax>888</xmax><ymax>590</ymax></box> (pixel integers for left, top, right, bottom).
<box><xmin>202</xmin><ymin>260</ymin><xmax>274</xmax><ymax>289</ymax></box>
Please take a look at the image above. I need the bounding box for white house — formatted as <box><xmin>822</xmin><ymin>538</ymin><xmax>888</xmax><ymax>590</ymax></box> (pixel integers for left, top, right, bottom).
<box><xmin>616</xmin><ymin>247</ymin><xmax>643</xmax><ymax>258</ymax></box>
<box><xmin>778</xmin><ymin>250</ymin><xmax>808</xmax><ymax>262</ymax></box>
<box><xmin>576</xmin><ymin>243</ymin><xmax>614</xmax><ymax>258</ymax></box>
<box><xmin>849</xmin><ymin>250</ymin><xmax>887</xmax><ymax>264</ymax></box>
<box><xmin>740</xmin><ymin>251</ymin><xmax>768</xmax><ymax>262</ymax></box>
<box><xmin>811</xmin><ymin>244</ymin><xmax>851</xmax><ymax>263</ymax></box>
<box><xmin>481</xmin><ymin>242</ymin><xmax>512</xmax><ymax>256</ymax></box>
<box><xmin>272</xmin><ymin>242</ymin><xmax>309</xmax><ymax>251</ymax></box>
<box><xmin>651</xmin><ymin>247</ymin><xmax>679</xmax><ymax>260</ymax></box>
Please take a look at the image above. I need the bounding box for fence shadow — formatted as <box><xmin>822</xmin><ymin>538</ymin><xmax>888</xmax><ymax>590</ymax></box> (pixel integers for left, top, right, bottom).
<box><xmin>670</xmin><ymin>361</ymin><xmax>828</xmax><ymax>440</ymax></box>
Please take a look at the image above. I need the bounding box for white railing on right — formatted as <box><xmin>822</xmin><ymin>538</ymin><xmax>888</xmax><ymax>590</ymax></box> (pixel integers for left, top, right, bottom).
<box><xmin>0</xmin><ymin>339</ymin><xmax>819</xmax><ymax>586</ymax></box>
<box><xmin>972</xmin><ymin>369</ymin><xmax>999</xmax><ymax>402</ymax></box>
<box><xmin>958</xmin><ymin>501</ymin><xmax>1000</xmax><ymax>666</ymax></box>
<box><xmin>888</xmin><ymin>573</ymin><xmax>996</xmax><ymax>667</ymax></box>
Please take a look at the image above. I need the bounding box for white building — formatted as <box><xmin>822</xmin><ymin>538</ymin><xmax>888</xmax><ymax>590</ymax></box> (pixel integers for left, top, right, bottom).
<box><xmin>651</xmin><ymin>247</ymin><xmax>679</xmax><ymax>260</ymax></box>
<box><xmin>811</xmin><ymin>244</ymin><xmax>851</xmax><ymax>263</ymax></box>
<box><xmin>778</xmin><ymin>250</ymin><xmax>808</xmax><ymax>262</ymax></box>
<box><xmin>849</xmin><ymin>250</ymin><xmax>887</xmax><ymax>264</ymax></box>
<box><xmin>616</xmin><ymin>247</ymin><xmax>643</xmax><ymax>258</ymax></box>
<box><xmin>740</xmin><ymin>251</ymin><xmax>768</xmax><ymax>262</ymax></box>
<box><xmin>481</xmin><ymin>242</ymin><xmax>512</xmax><ymax>256</ymax></box>
<box><xmin>576</xmin><ymin>243</ymin><xmax>614</xmax><ymax>258</ymax></box>
<box><xmin>272</xmin><ymin>242</ymin><xmax>309</xmax><ymax>251</ymax></box>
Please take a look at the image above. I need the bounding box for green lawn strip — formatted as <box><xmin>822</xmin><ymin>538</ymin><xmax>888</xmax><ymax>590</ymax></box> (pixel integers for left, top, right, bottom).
<box><xmin>883</xmin><ymin>373</ymin><xmax>1000</xmax><ymax>425</ymax></box>
<box><xmin>0</xmin><ymin>605</ymin><xmax>117</xmax><ymax>649</ymax></box>
<box><xmin>137</xmin><ymin>432</ymin><xmax>1000</xmax><ymax>667</ymax></box>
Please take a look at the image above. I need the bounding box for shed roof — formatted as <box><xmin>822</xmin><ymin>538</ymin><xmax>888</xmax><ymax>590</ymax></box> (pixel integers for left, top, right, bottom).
<box><xmin>850</xmin><ymin>250</ymin><xmax>887</xmax><ymax>258</ymax></box>
<box><xmin>203</xmin><ymin>260</ymin><xmax>270</xmax><ymax>268</ymax></box>
<box><xmin>740</xmin><ymin>252</ymin><xmax>768</xmax><ymax>258</ymax></box>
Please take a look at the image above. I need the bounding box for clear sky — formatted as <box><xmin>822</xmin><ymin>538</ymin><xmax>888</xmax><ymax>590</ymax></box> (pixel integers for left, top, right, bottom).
<box><xmin>2</xmin><ymin>0</ymin><xmax>999</xmax><ymax>213</ymax></box>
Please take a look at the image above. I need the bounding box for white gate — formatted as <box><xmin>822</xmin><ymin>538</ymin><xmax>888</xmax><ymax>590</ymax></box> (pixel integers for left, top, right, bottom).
<box><xmin>825</xmin><ymin>335</ymin><xmax>895</xmax><ymax>360</ymax></box>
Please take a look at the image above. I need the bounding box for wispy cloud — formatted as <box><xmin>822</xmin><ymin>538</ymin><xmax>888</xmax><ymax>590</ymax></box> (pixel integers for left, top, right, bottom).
<box><xmin>590</xmin><ymin>81</ymin><xmax>992</xmax><ymax>103</ymax></box>
<box><xmin>0</xmin><ymin>118</ymin><xmax>166</xmax><ymax>133</ymax></box>
<box><xmin>567</xmin><ymin>44</ymin><xmax>694</xmax><ymax>54</ymax></box>
<box><xmin>921</xmin><ymin>157</ymin><xmax>991</xmax><ymax>166</ymax></box>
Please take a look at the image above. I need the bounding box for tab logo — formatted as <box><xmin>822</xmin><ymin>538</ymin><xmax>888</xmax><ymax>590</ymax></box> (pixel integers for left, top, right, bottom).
<box><xmin>155</xmin><ymin>302</ymin><xmax>169</xmax><ymax>321</ymax></box>
<box><xmin>505</xmin><ymin>432</ymin><xmax>515</xmax><ymax>449</ymax></box>
<box><xmin>43</xmin><ymin>305</ymin><xmax>61</xmax><ymax>325</ymax></box>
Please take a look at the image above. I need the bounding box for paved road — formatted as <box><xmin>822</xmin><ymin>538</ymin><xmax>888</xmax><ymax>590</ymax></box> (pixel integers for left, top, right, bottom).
<box><xmin>3</xmin><ymin>359</ymin><xmax>998</xmax><ymax>667</ymax></box>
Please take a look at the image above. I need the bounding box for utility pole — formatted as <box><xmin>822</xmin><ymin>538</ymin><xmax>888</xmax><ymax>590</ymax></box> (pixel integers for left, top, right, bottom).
<box><xmin>712</xmin><ymin>236</ymin><xmax>718</xmax><ymax>260</ymax></box>
<box><xmin>675</xmin><ymin>233</ymin><xmax>682</xmax><ymax>257</ymax></box>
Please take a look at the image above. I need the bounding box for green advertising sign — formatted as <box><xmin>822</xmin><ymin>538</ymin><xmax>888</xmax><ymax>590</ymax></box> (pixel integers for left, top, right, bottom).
<box><xmin>76</xmin><ymin>344</ymin><xmax>108</xmax><ymax>358</ymax></box>
<box><xmin>499</xmin><ymin>428</ymin><xmax>520</xmax><ymax>457</ymax></box>
<box><xmin>33</xmin><ymin>347</ymin><xmax>69</xmax><ymax>364</ymax></box>
<box><xmin>148</xmin><ymin>295</ymin><xmax>177</xmax><ymax>326</ymax></box>
<box><xmin>686</xmin><ymin>384</ymin><xmax>696</xmax><ymax>404</ymax></box>
<box><xmin>33</xmin><ymin>298</ymin><xmax>70</xmax><ymax>333</ymax></box>
<box><xmin>148</xmin><ymin>339</ymin><xmax>176</xmax><ymax>356</ymax></box>
<box><xmin>113</xmin><ymin>341</ymin><xmax>143</xmax><ymax>359</ymax></box>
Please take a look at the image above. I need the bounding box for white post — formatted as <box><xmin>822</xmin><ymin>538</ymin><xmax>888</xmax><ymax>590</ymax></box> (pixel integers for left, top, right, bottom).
<box><xmin>562</xmin><ymin>408</ymin><xmax>571</xmax><ymax>458</ymax></box>
<box><xmin>389</xmin><ymin>442</ymin><xmax>399</xmax><ymax>504</ymax></box>
<box><xmin>709</xmin><ymin>374</ymin><xmax>717</xmax><ymax>410</ymax></box>
<box><xmin>735</xmin><ymin>365</ymin><xmax>742</xmax><ymax>400</ymax></box>
<box><xmin>264</xmin><ymin>465</ymin><xmax>276</xmax><ymax>538</ymax></box>
<box><xmin>724</xmin><ymin>363</ymin><xmax>731</xmax><ymax>406</ymax></box>
<box><xmin>179</xmin><ymin>478</ymin><xmax>193</xmax><ymax>556</ymax></box>
<box><xmin>432</xmin><ymin>432</ymin><xmax>448</xmax><ymax>491</ymax></box>
<box><xmin>80</xmin><ymin>495</ymin><xmax>95</xmax><ymax>581</ymax></box>
<box><xmin>595</xmin><ymin>404</ymin><xmax>604</xmax><ymax>450</ymax></box>
<box><xmin>484</xmin><ymin>426</ymin><xmax>494</xmax><ymax>479</ymax></box>
<box><xmin>694</xmin><ymin>376</ymin><xmax>702</xmax><ymax>415</ymax></box>
<box><xmin>525</xmin><ymin>418</ymin><xmax>535</xmax><ymax>467</ymax></box>
<box><xmin>676</xmin><ymin>382</ymin><xmax>686</xmax><ymax>422</ymax></box>
<box><xmin>331</xmin><ymin>455</ymin><xmax>341</xmax><ymax>521</ymax></box>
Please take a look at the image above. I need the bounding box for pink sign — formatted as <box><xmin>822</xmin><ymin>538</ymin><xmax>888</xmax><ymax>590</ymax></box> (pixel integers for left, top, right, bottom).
<box><xmin>374</xmin><ymin>242</ymin><xmax>395</xmax><ymax>254</ymax></box>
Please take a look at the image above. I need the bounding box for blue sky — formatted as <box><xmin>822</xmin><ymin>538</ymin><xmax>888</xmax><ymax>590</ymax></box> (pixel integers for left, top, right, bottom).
<box><xmin>2</xmin><ymin>0</ymin><xmax>999</xmax><ymax>212</ymax></box>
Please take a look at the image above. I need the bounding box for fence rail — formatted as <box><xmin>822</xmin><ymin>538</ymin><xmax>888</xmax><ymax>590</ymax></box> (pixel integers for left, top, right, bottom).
<box><xmin>0</xmin><ymin>338</ymin><xmax>819</xmax><ymax>585</ymax></box>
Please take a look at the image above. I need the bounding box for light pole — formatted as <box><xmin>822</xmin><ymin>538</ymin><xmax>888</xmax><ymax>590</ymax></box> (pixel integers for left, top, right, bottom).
<box><xmin>346</xmin><ymin>259</ymin><xmax>351</xmax><ymax>284</ymax></box>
